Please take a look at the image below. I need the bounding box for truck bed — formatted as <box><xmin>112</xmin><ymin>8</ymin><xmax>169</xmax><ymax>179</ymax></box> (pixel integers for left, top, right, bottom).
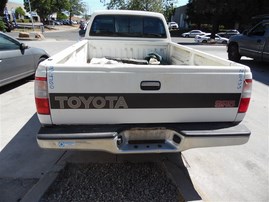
<box><xmin>56</xmin><ymin>39</ymin><xmax>241</xmax><ymax>66</ymax></box>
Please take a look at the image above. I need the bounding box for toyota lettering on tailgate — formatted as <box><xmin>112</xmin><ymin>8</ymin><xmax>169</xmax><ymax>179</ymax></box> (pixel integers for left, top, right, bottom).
<box><xmin>49</xmin><ymin>93</ymin><xmax>241</xmax><ymax>109</ymax></box>
<box><xmin>54</xmin><ymin>96</ymin><xmax>128</xmax><ymax>109</ymax></box>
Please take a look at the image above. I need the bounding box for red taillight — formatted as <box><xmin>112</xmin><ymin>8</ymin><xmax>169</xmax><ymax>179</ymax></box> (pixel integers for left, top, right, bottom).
<box><xmin>238</xmin><ymin>79</ymin><xmax>252</xmax><ymax>113</ymax></box>
<box><xmin>35</xmin><ymin>98</ymin><xmax>50</xmax><ymax>114</ymax></box>
<box><xmin>35</xmin><ymin>76</ymin><xmax>50</xmax><ymax>115</ymax></box>
<box><xmin>238</xmin><ymin>97</ymin><xmax>251</xmax><ymax>113</ymax></box>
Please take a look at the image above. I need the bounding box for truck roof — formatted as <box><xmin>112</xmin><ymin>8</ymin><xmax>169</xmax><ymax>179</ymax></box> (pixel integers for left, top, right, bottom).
<box><xmin>92</xmin><ymin>10</ymin><xmax>165</xmax><ymax>19</ymax></box>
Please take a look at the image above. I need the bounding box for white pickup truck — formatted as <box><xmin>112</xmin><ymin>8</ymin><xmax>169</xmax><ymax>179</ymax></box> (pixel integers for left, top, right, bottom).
<box><xmin>35</xmin><ymin>10</ymin><xmax>252</xmax><ymax>154</ymax></box>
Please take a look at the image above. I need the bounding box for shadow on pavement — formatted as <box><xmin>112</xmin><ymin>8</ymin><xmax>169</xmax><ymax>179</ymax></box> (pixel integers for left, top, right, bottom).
<box><xmin>240</xmin><ymin>60</ymin><xmax>269</xmax><ymax>86</ymax></box>
<box><xmin>177</xmin><ymin>42</ymin><xmax>226</xmax><ymax>46</ymax></box>
<box><xmin>178</xmin><ymin>42</ymin><xmax>199</xmax><ymax>46</ymax></box>
<box><xmin>0</xmin><ymin>114</ymin><xmax>64</xmax><ymax>202</ymax></box>
<box><xmin>162</xmin><ymin>153</ymin><xmax>202</xmax><ymax>201</ymax></box>
<box><xmin>0</xmin><ymin>78</ymin><xmax>31</xmax><ymax>94</ymax></box>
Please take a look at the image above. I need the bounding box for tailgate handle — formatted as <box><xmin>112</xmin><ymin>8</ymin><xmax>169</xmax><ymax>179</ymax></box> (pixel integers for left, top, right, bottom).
<box><xmin>140</xmin><ymin>81</ymin><xmax>161</xmax><ymax>90</ymax></box>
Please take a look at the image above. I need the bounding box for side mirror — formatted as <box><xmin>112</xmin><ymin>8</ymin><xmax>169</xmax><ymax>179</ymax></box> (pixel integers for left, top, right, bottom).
<box><xmin>79</xmin><ymin>29</ymin><xmax>86</xmax><ymax>37</ymax></box>
<box><xmin>20</xmin><ymin>43</ymin><xmax>28</xmax><ymax>50</ymax></box>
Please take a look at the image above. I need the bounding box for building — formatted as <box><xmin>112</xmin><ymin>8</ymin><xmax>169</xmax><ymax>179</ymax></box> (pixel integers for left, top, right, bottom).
<box><xmin>172</xmin><ymin>5</ymin><xmax>189</xmax><ymax>29</ymax></box>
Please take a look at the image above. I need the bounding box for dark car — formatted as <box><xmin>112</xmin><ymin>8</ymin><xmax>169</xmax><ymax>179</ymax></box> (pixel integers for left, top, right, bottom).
<box><xmin>62</xmin><ymin>19</ymin><xmax>72</xmax><ymax>25</ymax></box>
<box><xmin>0</xmin><ymin>32</ymin><xmax>49</xmax><ymax>87</ymax></box>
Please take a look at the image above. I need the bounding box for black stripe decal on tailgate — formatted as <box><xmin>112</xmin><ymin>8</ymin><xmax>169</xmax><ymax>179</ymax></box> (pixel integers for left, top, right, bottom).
<box><xmin>49</xmin><ymin>93</ymin><xmax>241</xmax><ymax>109</ymax></box>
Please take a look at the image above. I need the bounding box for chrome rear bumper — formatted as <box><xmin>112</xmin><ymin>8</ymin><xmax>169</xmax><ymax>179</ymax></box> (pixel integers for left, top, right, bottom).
<box><xmin>37</xmin><ymin>123</ymin><xmax>250</xmax><ymax>154</ymax></box>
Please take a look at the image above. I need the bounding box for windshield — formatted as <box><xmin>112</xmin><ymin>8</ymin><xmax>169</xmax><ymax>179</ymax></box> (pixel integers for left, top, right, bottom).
<box><xmin>90</xmin><ymin>15</ymin><xmax>167</xmax><ymax>38</ymax></box>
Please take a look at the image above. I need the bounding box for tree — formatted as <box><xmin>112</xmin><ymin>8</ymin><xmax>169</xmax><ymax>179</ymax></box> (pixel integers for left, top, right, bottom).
<box><xmin>57</xmin><ymin>12</ymin><xmax>68</xmax><ymax>20</ymax></box>
<box><xmin>0</xmin><ymin>0</ymin><xmax>8</xmax><ymax>32</ymax></box>
<box><xmin>100</xmin><ymin>0</ymin><xmax>176</xmax><ymax>20</ymax></box>
<box><xmin>227</xmin><ymin>0</ymin><xmax>269</xmax><ymax>29</ymax></box>
<box><xmin>68</xmin><ymin>0</ymin><xmax>86</xmax><ymax>22</ymax></box>
<box><xmin>163</xmin><ymin>0</ymin><xmax>176</xmax><ymax>21</ymax></box>
<box><xmin>24</xmin><ymin>0</ymin><xmax>69</xmax><ymax>22</ymax></box>
<box><xmin>186</xmin><ymin>0</ymin><xmax>269</xmax><ymax>38</ymax></box>
<box><xmin>0</xmin><ymin>0</ymin><xmax>8</xmax><ymax>15</ymax></box>
<box><xmin>127</xmin><ymin>0</ymin><xmax>163</xmax><ymax>12</ymax></box>
<box><xmin>23</xmin><ymin>0</ymin><xmax>85</xmax><ymax>24</ymax></box>
<box><xmin>24</xmin><ymin>0</ymin><xmax>53</xmax><ymax>22</ymax></box>
<box><xmin>103</xmin><ymin>0</ymin><xmax>127</xmax><ymax>10</ymax></box>
<box><xmin>54</xmin><ymin>0</ymin><xmax>70</xmax><ymax>13</ymax></box>
<box><xmin>186</xmin><ymin>0</ymin><xmax>231</xmax><ymax>40</ymax></box>
<box><xmin>15</xmin><ymin>7</ymin><xmax>26</xmax><ymax>19</ymax></box>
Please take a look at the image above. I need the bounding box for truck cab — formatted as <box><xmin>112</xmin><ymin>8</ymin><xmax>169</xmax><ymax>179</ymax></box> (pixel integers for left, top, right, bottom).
<box><xmin>227</xmin><ymin>20</ymin><xmax>269</xmax><ymax>62</ymax></box>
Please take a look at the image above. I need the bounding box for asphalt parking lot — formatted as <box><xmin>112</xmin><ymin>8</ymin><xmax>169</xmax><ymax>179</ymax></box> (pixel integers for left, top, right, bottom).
<box><xmin>0</xmin><ymin>30</ymin><xmax>268</xmax><ymax>202</ymax></box>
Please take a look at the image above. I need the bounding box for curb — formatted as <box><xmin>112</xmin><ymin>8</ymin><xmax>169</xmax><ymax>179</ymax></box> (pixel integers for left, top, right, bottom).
<box><xmin>20</xmin><ymin>163</ymin><xmax>65</xmax><ymax>202</ymax></box>
<box><xmin>20</xmin><ymin>148</ymin><xmax>67</xmax><ymax>202</ymax></box>
<box><xmin>162</xmin><ymin>153</ymin><xmax>203</xmax><ymax>202</ymax></box>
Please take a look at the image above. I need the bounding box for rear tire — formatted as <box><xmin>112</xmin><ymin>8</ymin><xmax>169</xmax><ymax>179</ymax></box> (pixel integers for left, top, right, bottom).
<box><xmin>228</xmin><ymin>44</ymin><xmax>241</xmax><ymax>62</ymax></box>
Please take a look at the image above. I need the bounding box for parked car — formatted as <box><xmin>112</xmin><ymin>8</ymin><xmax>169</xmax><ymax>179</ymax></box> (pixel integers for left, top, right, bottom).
<box><xmin>0</xmin><ymin>32</ymin><xmax>49</xmax><ymax>87</ymax></box>
<box><xmin>62</xmin><ymin>19</ymin><xmax>72</xmax><ymax>25</ymax></box>
<box><xmin>195</xmin><ymin>33</ymin><xmax>229</xmax><ymax>44</ymax></box>
<box><xmin>217</xmin><ymin>30</ymin><xmax>240</xmax><ymax>38</ymax></box>
<box><xmin>53</xmin><ymin>20</ymin><xmax>63</xmax><ymax>25</ymax></box>
<box><xmin>168</xmin><ymin>22</ymin><xmax>178</xmax><ymax>30</ymax></box>
<box><xmin>46</xmin><ymin>20</ymin><xmax>61</xmax><ymax>25</ymax></box>
<box><xmin>182</xmin><ymin>30</ymin><xmax>206</xmax><ymax>37</ymax></box>
<box><xmin>227</xmin><ymin>20</ymin><xmax>269</xmax><ymax>62</ymax></box>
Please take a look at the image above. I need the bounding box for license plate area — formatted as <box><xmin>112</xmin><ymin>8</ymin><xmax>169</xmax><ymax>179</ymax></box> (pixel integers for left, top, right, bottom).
<box><xmin>123</xmin><ymin>127</ymin><xmax>172</xmax><ymax>141</ymax></box>
<box><xmin>118</xmin><ymin>127</ymin><xmax>180</xmax><ymax>152</ymax></box>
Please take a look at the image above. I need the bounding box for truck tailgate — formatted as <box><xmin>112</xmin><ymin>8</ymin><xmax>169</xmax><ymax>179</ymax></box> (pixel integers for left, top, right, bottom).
<box><xmin>47</xmin><ymin>65</ymin><xmax>248</xmax><ymax>125</ymax></box>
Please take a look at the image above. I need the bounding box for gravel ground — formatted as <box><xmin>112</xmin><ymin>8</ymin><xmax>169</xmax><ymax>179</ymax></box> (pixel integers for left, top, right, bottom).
<box><xmin>40</xmin><ymin>162</ymin><xmax>184</xmax><ymax>202</ymax></box>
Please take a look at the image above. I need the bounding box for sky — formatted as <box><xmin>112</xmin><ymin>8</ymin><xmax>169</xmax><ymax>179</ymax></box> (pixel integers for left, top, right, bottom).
<box><xmin>10</xmin><ymin>0</ymin><xmax>189</xmax><ymax>14</ymax></box>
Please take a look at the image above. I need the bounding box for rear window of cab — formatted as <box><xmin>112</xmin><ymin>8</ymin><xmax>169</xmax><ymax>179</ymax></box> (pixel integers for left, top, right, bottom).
<box><xmin>90</xmin><ymin>15</ymin><xmax>167</xmax><ymax>38</ymax></box>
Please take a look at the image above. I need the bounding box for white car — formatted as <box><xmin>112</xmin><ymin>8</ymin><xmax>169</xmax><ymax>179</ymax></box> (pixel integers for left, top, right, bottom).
<box><xmin>194</xmin><ymin>33</ymin><xmax>229</xmax><ymax>44</ymax></box>
<box><xmin>168</xmin><ymin>22</ymin><xmax>178</xmax><ymax>30</ymax></box>
<box><xmin>181</xmin><ymin>30</ymin><xmax>206</xmax><ymax>37</ymax></box>
<box><xmin>218</xmin><ymin>30</ymin><xmax>240</xmax><ymax>38</ymax></box>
